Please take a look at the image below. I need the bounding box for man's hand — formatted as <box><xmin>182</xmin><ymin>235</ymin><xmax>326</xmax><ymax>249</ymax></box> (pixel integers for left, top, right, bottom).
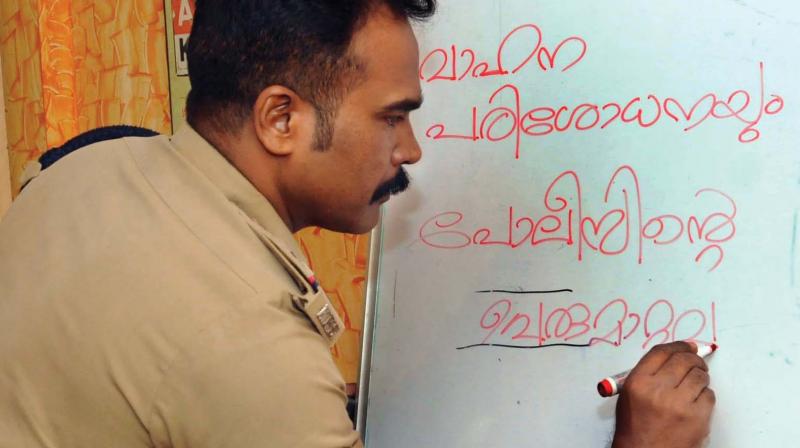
<box><xmin>612</xmin><ymin>341</ymin><xmax>716</xmax><ymax>448</ymax></box>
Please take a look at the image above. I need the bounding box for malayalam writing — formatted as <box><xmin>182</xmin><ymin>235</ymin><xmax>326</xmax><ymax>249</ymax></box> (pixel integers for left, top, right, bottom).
<box><xmin>420</xmin><ymin>23</ymin><xmax>786</xmax><ymax>159</ymax></box>
<box><xmin>457</xmin><ymin>293</ymin><xmax>717</xmax><ymax>351</ymax></box>
<box><xmin>419</xmin><ymin>165</ymin><xmax>737</xmax><ymax>272</ymax></box>
<box><xmin>419</xmin><ymin>24</ymin><xmax>587</xmax><ymax>82</ymax></box>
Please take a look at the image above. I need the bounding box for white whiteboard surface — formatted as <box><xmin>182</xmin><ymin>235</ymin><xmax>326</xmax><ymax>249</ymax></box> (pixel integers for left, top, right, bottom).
<box><xmin>362</xmin><ymin>1</ymin><xmax>800</xmax><ymax>446</ymax></box>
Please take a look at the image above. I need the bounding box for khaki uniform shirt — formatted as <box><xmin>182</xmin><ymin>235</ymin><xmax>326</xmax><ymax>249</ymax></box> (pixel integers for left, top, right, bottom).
<box><xmin>0</xmin><ymin>126</ymin><xmax>361</xmax><ymax>447</ymax></box>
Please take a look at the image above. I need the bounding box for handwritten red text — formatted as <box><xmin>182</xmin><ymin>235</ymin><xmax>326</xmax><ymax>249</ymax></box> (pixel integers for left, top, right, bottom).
<box><xmin>419</xmin><ymin>166</ymin><xmax>737</xmax><ymax>272</ymax></box>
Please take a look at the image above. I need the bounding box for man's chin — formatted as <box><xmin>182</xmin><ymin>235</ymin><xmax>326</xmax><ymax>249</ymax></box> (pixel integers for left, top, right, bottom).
<box><xmin>369</xmin><ymin>189</ymin><xmax>394</xmax><ymax>205</ymax></box>
<box><xmin>352</xmin><ymin>205</ymin><xmax>382</xmax><ymax>234</ymax></box>
<box><xmin>317</xmin><ymin>206</ymin><xmax>381</xmax><ymax>235</ymax></box>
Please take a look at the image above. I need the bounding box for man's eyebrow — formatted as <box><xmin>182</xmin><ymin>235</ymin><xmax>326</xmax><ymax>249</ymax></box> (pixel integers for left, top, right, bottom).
<box><xmin>381</xmin><ymin>96</ymin><xmax>424</xmax><ymax>112</ymax></box>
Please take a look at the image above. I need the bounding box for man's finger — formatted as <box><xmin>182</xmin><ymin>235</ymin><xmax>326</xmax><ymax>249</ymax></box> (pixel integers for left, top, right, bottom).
<box><xmin>630</xmin><ymin>341</ymin><xmax>697</xmax><ymax>376</ymax></box>
<box><xmin>678</xmin><ymin>365</ymin><xmax>711</xmax><ymax>401</ymax></box>
<box><xmin>657</xmin><ymin>351</ymin><xmax>708</xmax><ymax>387</ymax></box>
<box><xmin>696</xmin><ymin>386</ymin><xmax>716</xmax><ymax>406</ymax></box>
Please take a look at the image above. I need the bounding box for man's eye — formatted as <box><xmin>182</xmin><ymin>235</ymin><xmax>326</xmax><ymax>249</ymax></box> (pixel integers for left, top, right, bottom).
<box><xmin>386</xmin><ymin>115</ymin><xmax>404</xmax><ymax>127</ymax></box>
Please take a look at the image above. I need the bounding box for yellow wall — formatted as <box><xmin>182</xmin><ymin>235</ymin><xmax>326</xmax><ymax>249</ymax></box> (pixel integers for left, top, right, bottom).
<box><xmin>1</xmin><ymin>0</ymin><xmax>367</xmax><ymax>385</ymax></box>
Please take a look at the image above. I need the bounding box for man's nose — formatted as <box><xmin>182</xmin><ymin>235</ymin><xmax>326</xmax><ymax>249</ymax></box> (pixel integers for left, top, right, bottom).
<box><xmin>393</xmin><ymin>124</ymin><xmax>422</xmax><ymax>166</ymax></box>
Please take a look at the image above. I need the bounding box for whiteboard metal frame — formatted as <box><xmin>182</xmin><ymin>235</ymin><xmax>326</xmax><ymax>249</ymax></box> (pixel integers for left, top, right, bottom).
<box><xmin>356</xmin><ymin>215</ymin><xmax>383</xmax><ymax>439</ymax></box>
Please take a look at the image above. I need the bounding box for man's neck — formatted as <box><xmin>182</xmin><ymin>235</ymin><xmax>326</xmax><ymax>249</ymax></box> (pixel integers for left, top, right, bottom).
<box><xmin>192</xmin><ymin>121</ymin><xmax>299</xmax><ymax>232</ymax></box>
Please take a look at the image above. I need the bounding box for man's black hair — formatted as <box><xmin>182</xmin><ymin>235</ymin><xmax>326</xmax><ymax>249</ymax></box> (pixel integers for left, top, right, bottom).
<box><xmin>185</xmin><ymin>0</ymin><xmax>436</xmax><ymax>149</ymax></box>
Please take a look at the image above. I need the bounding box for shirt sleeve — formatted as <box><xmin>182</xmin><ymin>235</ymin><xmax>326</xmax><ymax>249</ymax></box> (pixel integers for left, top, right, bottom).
<box><xmin>146</xmin><ymin>295</ymin><xmax>361</xmax><ymax>448</ymax></box>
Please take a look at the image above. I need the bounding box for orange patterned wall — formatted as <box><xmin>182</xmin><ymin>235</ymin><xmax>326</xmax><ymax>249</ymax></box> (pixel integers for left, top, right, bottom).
<box><xmin>295</xmin><ymin>227</ymin><xmax>369</xmax><ymax>383</ymax></box>
<box><xmin>0</xmin><ymin>0</ymin><xmax>171</xmax><ymax>195</ymax></box>
<box><xmin>0</xmin><ymin>60</ymin><xmax>9</xmax><ymax>218</ymax></box>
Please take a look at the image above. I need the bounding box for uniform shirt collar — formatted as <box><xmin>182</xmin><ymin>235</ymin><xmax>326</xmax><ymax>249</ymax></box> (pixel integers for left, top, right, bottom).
<box><xmin>169</xmin><ymin>123</ymin><xmax>307</xmax><ymax>262</ymax></box>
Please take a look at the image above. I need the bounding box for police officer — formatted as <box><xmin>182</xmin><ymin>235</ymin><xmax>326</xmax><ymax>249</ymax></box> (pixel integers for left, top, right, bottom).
<box><xmin>0</xmin><ymin>1</ymin><xmax>714</xmax><ymax>447</ymax></box>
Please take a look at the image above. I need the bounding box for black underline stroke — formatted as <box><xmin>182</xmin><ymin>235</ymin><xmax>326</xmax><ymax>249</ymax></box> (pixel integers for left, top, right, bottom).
<box><xmin>456</xmin><ymin>342</ymin><xmax>592</xmax><ymax>350</ymax></box>
<box><xmin>475</xmin><ymin>288</ymin><xmax>573</xmax><ymax>294</ymax></box>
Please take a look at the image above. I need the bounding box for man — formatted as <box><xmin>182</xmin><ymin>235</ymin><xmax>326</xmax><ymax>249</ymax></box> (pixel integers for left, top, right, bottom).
<box><xmin>0</xmin><ymin>0</ymin><xmax>714</xmax><ymax>446</ymax></box>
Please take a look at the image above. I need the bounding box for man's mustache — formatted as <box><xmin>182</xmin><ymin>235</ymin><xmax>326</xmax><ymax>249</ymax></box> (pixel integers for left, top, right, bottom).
<box><xmin>370</xmin><ymin>168</ymin><xmax>411</xmax><ymax>204</ymax></box>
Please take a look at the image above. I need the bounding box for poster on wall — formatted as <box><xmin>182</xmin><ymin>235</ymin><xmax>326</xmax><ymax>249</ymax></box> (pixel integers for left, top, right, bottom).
<box><xmin>165</xmin><ymin>0</ymin><xmax>195</xmax><ymax>130</ymax></box>
<box><xmin>172</xmin><ymin>0</ymin><xmax>193</xmax><ymax>76</ymax></box>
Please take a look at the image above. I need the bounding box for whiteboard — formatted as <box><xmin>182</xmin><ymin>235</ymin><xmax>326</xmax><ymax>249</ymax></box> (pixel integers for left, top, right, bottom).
<box><xmin>360</xmin><ymin>1</ymin><xmax>800</xmax><ymax>446</ymax></box>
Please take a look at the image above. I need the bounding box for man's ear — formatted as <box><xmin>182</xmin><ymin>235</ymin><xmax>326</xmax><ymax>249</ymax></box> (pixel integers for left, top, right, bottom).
<box><xmin>252</xmin><ymin>86</ymin><xmax>311</xmax><ymax>156</ymax></box>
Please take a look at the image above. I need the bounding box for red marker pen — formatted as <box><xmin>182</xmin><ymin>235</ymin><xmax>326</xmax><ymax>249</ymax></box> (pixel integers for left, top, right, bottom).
<box><xmin>597</xmin><ymin>343</ymin><xmax>718</xmax><ymax>397</ymax></box>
